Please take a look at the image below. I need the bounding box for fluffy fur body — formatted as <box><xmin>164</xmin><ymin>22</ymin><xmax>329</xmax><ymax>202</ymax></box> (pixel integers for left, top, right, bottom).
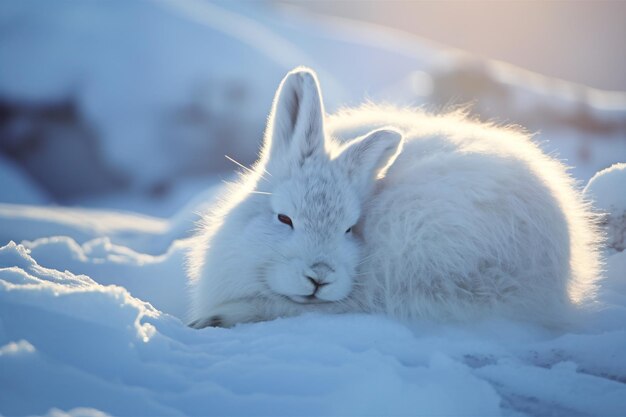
<box><xmin>187</xmin><ymin>68</ymin><xmax>601</xmax><ymax>328</ymax></box>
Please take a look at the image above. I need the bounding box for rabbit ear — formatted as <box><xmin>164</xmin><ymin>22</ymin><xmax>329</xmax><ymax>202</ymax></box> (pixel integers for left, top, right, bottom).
<box><xmin>263</xmin><ymin>68</ymin><xmax>326</xmax><ymax>172</ymax></box>
<box><xmin>339</xmin><ymin>128</ymin><xmax>403</xmax><ymax>195</ymax></box>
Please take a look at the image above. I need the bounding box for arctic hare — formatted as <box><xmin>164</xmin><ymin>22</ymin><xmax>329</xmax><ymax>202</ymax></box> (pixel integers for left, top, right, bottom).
<box><xmin>187</xmin><ymin>67</ymin><xmax>600</xmax><ymax>328</ymax></box>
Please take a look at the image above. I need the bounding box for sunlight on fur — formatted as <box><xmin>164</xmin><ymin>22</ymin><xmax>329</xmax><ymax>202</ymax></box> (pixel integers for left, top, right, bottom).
<box><xmin>187</xmin><ymin>67</ymin><xmax>602</xmax><ymax>329</ymax></box>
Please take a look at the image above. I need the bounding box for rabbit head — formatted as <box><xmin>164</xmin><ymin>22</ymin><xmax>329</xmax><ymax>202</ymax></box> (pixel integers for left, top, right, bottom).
<box><xmin>190</xmin><ymin>68</ymin><xmax>403</xmax><ymax>327</ymax></box>
<box><xmin>250</xmin><ymin>68</ymin><xmax>403</xmax><ymax>305</ymax></box>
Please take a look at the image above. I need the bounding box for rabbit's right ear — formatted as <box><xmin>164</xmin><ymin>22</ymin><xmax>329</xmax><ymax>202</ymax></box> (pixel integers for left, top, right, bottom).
<box><xmin>262</xmin><ymin>68</ymin><xmax>326</xmax><ymax>174</ymax></box>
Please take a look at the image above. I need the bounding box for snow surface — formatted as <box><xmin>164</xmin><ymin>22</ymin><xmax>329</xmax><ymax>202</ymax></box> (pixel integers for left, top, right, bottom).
<box><xmin>2</xmin><ymin>1</ymin><xmax>626</xmax><ymax>415</ymax></box>
<box><xmin>584</xmin><ymin>163</ymin><xmax>626</xmax><ymax>253</ymax></box>
<box><xmin>585</xmin><ymin>163</ymin><xmax>626</xmax><ymax>215</ymax></box>
<box><xmin>2</xmin><ymin>180</ymin><xmax>626</xmax><ymax>416</ymax></box>
<box><xmin>0</xmin><ymin>155</ymin><xmax>50</xmax><ymax>205</ymax></box>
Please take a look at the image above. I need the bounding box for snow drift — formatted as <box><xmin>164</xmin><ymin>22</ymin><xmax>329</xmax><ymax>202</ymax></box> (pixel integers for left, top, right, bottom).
<box><xmin>1</xmin><ymin>170</ymin><xmax>626</xmax><ymax>415</ymax></box>
<box><xmin>1</xmin><ymin>1</ymin><xmax>625</xmax><ymax>415</ymax></box>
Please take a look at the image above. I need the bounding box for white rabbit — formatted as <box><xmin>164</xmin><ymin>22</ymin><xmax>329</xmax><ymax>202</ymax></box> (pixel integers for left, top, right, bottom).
<box><xmin>187</xmin><ymin>67</ymin><xmax>601</xmax><ymax>328</ymax></box>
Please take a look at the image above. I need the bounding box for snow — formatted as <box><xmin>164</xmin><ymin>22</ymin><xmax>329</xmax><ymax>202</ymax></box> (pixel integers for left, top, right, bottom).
<box><xmin>1</xmin><ymin>1</ymin><xmax>626</xmax><ymax>415</ymax></box>
<box><xmin>585</xmin><ymin>163</ymin><xmax>626</xmax><ymax>214</ymax></box>
<box><xmin>1</xmin><ymin>0</ymin><xmax>624</xmax><ymax>208</ymax></box>
<box><xmin>1</xmin><ymin>185</ymin><xmax>626</xmax><ymax>415</ymax></box>
<box><xmin>0</xmin><ymin>155</ymin><xmax>50</xmax><ymax>205</ymax></box>
<box><xmin>584</xmin><ymin>163</ymin><xmax>626</xmax><ymax>253</ymax></box>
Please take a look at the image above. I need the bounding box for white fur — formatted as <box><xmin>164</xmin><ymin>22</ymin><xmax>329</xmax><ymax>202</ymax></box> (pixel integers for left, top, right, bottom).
<box><xmin>187</xmin><ymin>67</ymin><xmax>602</xmax><ymax>328</ymax></box>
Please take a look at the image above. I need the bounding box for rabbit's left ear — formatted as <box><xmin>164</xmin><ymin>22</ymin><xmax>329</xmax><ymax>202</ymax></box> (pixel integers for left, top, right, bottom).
<box><xmin>339</xmin><ymin>128</ymin><xmax>403</xmax><ymax>195</ymax></box>
<box><xmin>263</xmin><ymin>67</ymin><xmax>326</xmax><ymax>172</ymax></box>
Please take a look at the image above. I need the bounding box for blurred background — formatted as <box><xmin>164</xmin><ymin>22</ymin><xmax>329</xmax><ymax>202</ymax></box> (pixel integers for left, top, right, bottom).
<box><xmin>1</xmin><ymin>0</ymin><xmax>625</xmax><ymax>217</ymax></box>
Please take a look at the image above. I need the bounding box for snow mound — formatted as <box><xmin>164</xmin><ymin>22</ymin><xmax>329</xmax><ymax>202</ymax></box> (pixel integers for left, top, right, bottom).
<box><xmin>585</xmin><ymin>162</ymin><xmax>626</xmax><ymax>252</ymax></box>
<box><xmin>2</xmin><ymin>0</ymin><xmax>624</xmax><ymax>209</ymax></box>
<box><xmin>21</xmin><ymin>236</ymin><xmax>190</xmax><ymax>319</ymax></box>
<box><xmin>0</xmin><ymin>189</ymin><xmax>220</xmax><ymax>255</ymax></box>
<box><xmin>585</xmin><ymin>162</ymin><xmax>626</xmax><ymax>213</ymax></box>
<box><xmin>2</xmin><ymin>220</ymin><xmax>626</xmax><ymax>415</ymax></box>
<box><xmin>0</xmin><ymin>155</ymin><xmax>50</xmax><ymax>205</ymax></box>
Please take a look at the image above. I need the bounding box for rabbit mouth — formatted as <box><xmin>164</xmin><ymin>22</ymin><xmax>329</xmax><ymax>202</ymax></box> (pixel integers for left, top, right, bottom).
<box><xmin>286</xmin><ymin>294</ymin><xmax>331</xmax><ymax>304</ymax></box>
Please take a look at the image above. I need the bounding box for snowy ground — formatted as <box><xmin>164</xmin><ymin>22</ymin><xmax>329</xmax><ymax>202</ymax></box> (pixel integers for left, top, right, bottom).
<box><xmin>2</xmin><ymin>1</ymin><xmax>626</xmax><ymax>416</ymax></box>
<box><xmin>1</xmin><ymin>165</ymin><xmax>626</xmax><ymax>416</ymax></box>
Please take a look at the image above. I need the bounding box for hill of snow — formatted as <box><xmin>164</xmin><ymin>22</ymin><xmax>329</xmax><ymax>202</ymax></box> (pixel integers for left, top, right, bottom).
<box><xmin>1</xmin><ymin>1</ymin><xmax>625</xmax><ymax>415</ymax></box>
<box><xmin>1</xmin><ymin>167</ymin><xmax>626</xmax><ymax>416</ymax></box>
<box><xmin>1</xmin><ymin>0</ymin><xmax>624</xmax><ymax>211</ymax></box>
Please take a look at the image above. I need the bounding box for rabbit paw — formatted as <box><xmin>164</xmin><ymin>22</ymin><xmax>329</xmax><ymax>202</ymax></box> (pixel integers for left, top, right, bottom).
<box><xmin>188</xmin><ymin>300</ymin><xmax>261</xmax><ymax>329</ymax></box>
<box><xmin>188</xmin><ymin>315</ymin><xmax>227</xmax><ymax>329</ymax></box>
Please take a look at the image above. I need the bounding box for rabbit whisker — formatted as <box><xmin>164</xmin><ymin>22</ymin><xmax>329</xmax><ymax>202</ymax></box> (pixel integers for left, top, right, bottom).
<box><xmin>355</xmin><ymin>256</ymin><xmax>375</xmax><ymax>267</ymax></box>
<box><xmin>225</xmin><ymin>155</ymin><xmax>269</xmax><ymax>182</ymax></box>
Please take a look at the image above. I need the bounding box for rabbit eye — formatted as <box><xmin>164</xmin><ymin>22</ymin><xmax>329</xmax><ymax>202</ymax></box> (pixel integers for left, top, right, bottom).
<box><xmin>346</xmin><ymin>227</ymin><xmax>352</xmax><ymax>234</ymax></box>
<box><xmin>278</xmin><ymin>214</ymin><xmax>293</xmax><ymax>228</ymax></box>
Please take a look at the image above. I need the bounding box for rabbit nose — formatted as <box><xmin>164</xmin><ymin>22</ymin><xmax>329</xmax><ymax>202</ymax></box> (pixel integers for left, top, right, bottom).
<box><xmin>309</xmin><ymin>262</ymin><xmax>334</xmax><ymax>280</ymax></box>
<box><xmin>305</xmin><ymin>262</ymin><xmax>333</xmax><ymax>292</ymax></box>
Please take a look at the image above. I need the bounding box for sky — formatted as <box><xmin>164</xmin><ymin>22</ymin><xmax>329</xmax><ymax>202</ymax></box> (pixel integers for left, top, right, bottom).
<box><xmin>278</xmin><ymin>1</ymin><xmax>626</xmax><ymax>92</ymax></box>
